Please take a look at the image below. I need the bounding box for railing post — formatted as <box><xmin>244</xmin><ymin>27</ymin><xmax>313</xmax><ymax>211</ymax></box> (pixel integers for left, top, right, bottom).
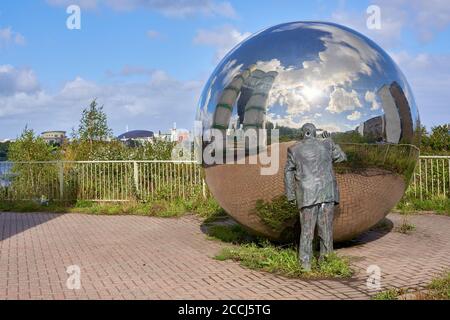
<box><xmin>202</xmin><ymin>178</ymin><xmax>207</xmax><ymax>200</ymax></box>
<box><xmin>133</xmin><ymin>161</ymin><xmax>139</xmax><ymax>193</ymax></box>
<box><xmin>58</xmin><ymin>161</ymin><xmax>64</xmax><ymax>200</ymax></box>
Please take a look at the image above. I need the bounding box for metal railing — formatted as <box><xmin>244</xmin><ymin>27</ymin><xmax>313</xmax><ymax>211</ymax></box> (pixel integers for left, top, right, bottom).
<box><xmin>0</xmin><ymin>160</ymin><xmax>205</xmax><ymax>202</ymax></box>
<box><xmin>410</xmin><ymin>156</ymin><xmax>450</xmax><ymax>200</ymax></box>
<box><xmin>0</xmin><ymin>156</ymin><xmax>448</xmax><ymax>202</ymax></box>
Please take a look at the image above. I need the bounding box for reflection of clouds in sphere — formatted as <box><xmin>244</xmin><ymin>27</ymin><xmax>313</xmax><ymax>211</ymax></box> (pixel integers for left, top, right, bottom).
<box><xmin>199</xmin><ymin>21</ymin><xmax>419</xmax><ymax>142</ymax></box>
<box><xmin>197</xmin><ymin>21</ymin><xmax>421</xmax><ymax>242</ymax></box>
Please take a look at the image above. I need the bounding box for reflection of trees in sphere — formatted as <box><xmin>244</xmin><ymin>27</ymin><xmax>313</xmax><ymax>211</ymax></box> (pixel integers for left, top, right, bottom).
<box><xmin>196</xmin><ymin>22</ymin><xmax>420</xmax><ymax>242</ymax></box>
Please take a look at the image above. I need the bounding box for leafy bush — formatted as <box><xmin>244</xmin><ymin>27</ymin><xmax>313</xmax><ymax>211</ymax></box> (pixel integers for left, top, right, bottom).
<box><xmin>254</xmin><ymin>195</ymin><xmax>298</xmax><ymax>230</ymax></box>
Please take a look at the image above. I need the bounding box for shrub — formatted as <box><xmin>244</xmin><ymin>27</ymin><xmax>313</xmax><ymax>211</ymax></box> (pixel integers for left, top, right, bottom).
<box><xmin>254</xmin><ymin>195</ymin><xmax>298</xmax><ymax>230</ymax></box>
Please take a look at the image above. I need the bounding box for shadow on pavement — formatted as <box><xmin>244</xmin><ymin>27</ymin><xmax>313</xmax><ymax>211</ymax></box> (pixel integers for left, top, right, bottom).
<box><xmin>0</xmin><ymin>212</ymin><xmax>61</xmax><ymax>242</ymax></box>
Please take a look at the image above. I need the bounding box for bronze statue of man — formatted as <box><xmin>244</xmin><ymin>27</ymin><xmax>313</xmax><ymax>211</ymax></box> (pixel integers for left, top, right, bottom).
<box><xmin>284</xmin><ymin>123</ymin><xmax>347</xmax><ymax>271</ymax></box>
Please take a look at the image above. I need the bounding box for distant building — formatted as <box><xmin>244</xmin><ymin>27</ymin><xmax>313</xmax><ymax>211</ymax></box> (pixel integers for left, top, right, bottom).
<box><xmin>0</xmin><ymin>139</ymin><xmax>14</xmax><ymax>143</ymax></box>
<box><xmin>377</xmin><ymin>81</ymin><xmax>414</xmax><ymax>143</ymax></box>
<box><xmin>154</xmin><ymin>131</ymin><xmax>172</xmax><ymax>142</ymax></box>
<box><xmin>389</xmin><ymin>82</ymin><xmax>414</xmax><ymax>143</ymax></box>
<box><xmin>170</xmin><ymin>123</ymin><xmax>191</xmax><ymax>143</ymax></box>
<box><xmin>41</xmin><ymin>131</ymin><xmax>66</xmax><ymax>145</ymax></box>
<box><xmin>117</xmin><ymin>130</ymin><xmax>154</xmax><ymax>143</ymax></box>
<box><xmin>357</xmin><ymin>81</ymin><xmax>415</xmax><ymax>144</ymax></box>
<box><xmin>176</xmin><ymin>130</ymin><xmax>190</xmax><ymax>143</ymax></box>
<box><xmin>356</xmin><ymin>116</ymin><xmax>384</xmax><ymax>142</ymax></box>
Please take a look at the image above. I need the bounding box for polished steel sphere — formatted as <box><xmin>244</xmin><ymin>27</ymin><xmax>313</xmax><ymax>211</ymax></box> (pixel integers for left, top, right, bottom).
<box><xmin>196</xmin><ymin>22</ymin><xmax>420</xmax><ymax>242</ymax></box>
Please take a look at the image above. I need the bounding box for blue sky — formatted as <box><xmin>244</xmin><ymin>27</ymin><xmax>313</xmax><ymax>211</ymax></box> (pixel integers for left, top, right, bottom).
<box><xmin>0</xmin><ymin>0</ymin><xmax>449</xmax><ymax>139</ymax></box>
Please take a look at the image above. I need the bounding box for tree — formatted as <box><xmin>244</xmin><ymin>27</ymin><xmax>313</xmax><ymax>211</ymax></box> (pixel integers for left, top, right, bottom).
<box><xmin>8</xmin><ymin>127</ymin><xmax>58</xmax><ymax>162</ymax></box>
<box><xmin>428</xmin><ymin>124</ymin><xmax>449</xmax><ymax>152</ymax></box>
<box><xmin>419</xmin><ymin>125</ymin><xmax>429</xmax><ymax>147</ymax></box>
<box><xmin>7</xmin><ymin>128</ymin><xmax>60</xmax><ymax>197</ymax></box>
<box><xmin>78</xmin><ymin>99</ymin><xmax>113</xmax><ymax>145</ymax></box>
<box><xmin>133</xmin><ymin>140</ymin><xmax>176</xmax><ymax>160</ymax></box>
<box><xmin>420</xmin><ymin>124</ymin><xmax>449</xmax><ymax>154</ymax></box>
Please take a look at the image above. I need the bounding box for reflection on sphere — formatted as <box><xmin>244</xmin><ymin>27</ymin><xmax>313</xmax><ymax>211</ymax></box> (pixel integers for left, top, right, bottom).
<box><xmin>196</xmin><ymin>22</ymin><xmax>420</xmax><ymax>242</ymax></box>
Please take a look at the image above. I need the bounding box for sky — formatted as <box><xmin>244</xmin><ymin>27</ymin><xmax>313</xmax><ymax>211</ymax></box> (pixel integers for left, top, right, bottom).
<box><xmin>0</xmin><ymin>0</ymin><xmax>449</xmax><ymax>140</ymax></box>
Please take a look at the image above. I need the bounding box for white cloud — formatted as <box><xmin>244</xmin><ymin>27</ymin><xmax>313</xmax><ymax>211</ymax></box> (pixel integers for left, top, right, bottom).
<box><xmin>212</xmin><ymin>23</ymin><xmax>382</xmax><ymax>130</ymax></box>
<box><xmin>347</xmin><ymin>110</ymin><xmax>362</xmax><ymax>121</ymax></box>
<box><xmin>331</xmin><ymin>0</ymin><xmax>450</xmax><ymax>47</ymax></box>
<box><xmin>194</xmin><ymin>25</ymin><xmax>251</xmax><ymax>62</ymax></box>
<box><xmin>365</xmin><ymin>90</ymin><xmax>380</xmax><ymax>110</ymax></box>
<box><xmin>390</xmin><ymin>51</ymin><xmax>450</xmax><ymax>127</ymax></box>
<box><xmin>327</xmin><ymin>87</ymin><xmax>362</xmax><ymax>114</ymax></box>
<box><xmin>264</xmin><ymin>23</ymin><xmax>380</xmax><ymax>115</ymax></box>
<box><xmin>59</xmin><ymin>76</ymin><xmax>99</xmax><ymax>100</ymax></box>
<box><xmin>46</xmin><ymin>0</ymin><xmax>236</xmax><ymax>18</ymax></box>
<box><xmin>0</xmin><ymin>27</ymin><xmax>26</xmax><ymax>48</ymax></box>
<box><xmin>0</xmin><ymin>65</ymin><xmax>40</xmax><ymax>96</ymax></box>
<box><xmin>0</xmin><ymin>65</ymin><xmax>203</xmax><ymax>138</ymax></box>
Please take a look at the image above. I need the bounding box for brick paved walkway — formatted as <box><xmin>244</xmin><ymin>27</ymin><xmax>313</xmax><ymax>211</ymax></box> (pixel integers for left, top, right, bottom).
<box><xmin>0</xmin><ymin>212</ymin><xmax>449</xmax><ymax>300</ymax></box>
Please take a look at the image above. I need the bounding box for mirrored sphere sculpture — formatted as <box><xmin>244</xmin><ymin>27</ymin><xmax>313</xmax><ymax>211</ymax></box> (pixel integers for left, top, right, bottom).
<box><xmin>196</xmin><ymin>22</ymin><xmax>420</xmax><ymax>242</ymax></box>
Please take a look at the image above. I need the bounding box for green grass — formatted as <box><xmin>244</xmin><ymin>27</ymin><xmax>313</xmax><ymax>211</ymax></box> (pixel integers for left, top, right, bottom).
<box><xmin>215</xmin><ymin>241</ymin><xmax>353</xmax><ymax>279</ymax></box>
<box><xmin>0</xmin><ymin>200</ymin><xmax>68</xmax><ymax>213</ymax></box>
<box><xmin>396</xmin><ymin>195</ymin><xmax>450</xmax><ymax>215</ymax></box>
<box><xmin>426</xmin><ymin>271</ymin><xmax>450</xmax><ymax>300</ymax></box>
<box><xmin>372</xmin><ymin>288</ymin><xmax>404</xmax><ymax>300</ymax></box>
<box><xmin>372</xmin><ymin>271</ymin><xmax>450</xmax><ymax>300</ymax></box>
<box><xmin>395</xmin><ymin>218</ymin><xmax>416</xmax><ymax>234</ymax></box>
<box><xmin>0</xmin><ymin>196</ymin><xmax>222</xmax><ymax>219</ymax></box>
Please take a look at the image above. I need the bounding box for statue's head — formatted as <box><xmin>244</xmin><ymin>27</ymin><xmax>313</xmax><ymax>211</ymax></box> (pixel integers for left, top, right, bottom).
<box><xmin>301</xmin><ymin>123</ymin><xmax>317</xmax><ymax>140</ymax></box>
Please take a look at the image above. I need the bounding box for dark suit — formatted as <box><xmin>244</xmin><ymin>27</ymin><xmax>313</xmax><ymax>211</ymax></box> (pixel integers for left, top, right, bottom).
<box><xmin>284</xmin><ymin>135</ymin><xmax>346</xmax><ymax>270</ymax></box>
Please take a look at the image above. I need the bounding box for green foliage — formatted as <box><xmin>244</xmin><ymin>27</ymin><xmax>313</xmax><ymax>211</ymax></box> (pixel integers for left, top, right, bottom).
<box><xmin>335</xmin><ymin>143</ymin><xmax>419</xmax><ymax>180</ymax></box>
<box><xmin>254</xmin><ymin>195</ymin><xmax>298</xmax><ymax>230</ymax></box>
<box><xmin>8</xmin><ymin>127</ymin><xmax>59</xmax><ymax>162</ymax></box>
<box><xmin>215</xmin><ymin>242</ymin><xmax>353</xmax><ymax>279</ymax></box>
<box><xmin>420</xmin><ymin>124</ymin><xmax>450</xmax><ymax>155</ymax></box>
<box><xmin>0</xmin><ymin>193</ymin><xmax>221</xmax><ymax>220</ymax></box>
<box><xmin>64</xmin><ymin>139</ymin><xmax>129</xmax><ymax>161</ymax></box>
<box><xmin>427</xmin><ymin>271</ymin><xmax>450</xmax><ymax>300</ymax></box>
<box><xmin>74</xmin><ymin>200</ymin><xmax>95</xmax><ymax>208</ymax></box>
<box><xmin>396</xmin><ymin>195</ymin><xmax>450</xmax><ymax>215</ymax></box>
<box><xmin>372</xmin><ymin>289</ymin><xmax>403</xmax><ymax>300</ymax></box>
<box><xmin>131</xmin><ymin>140</ymin><xmax>175</xmax><ymax>160</ymax></box>
<box><xmin>395</xmin><ymin>218</ymin><xmax>416</xmax><ymax>234</ymax></box>
<box><xmin>333</xmin><ymin>130</ymin><xmax>371</xmax><ymax>144</ymax></box>
<box><xmin>188</xmin><ymin>195</ymin><xmax>225</xmax><ymax>219</ymax></box>
<box><xmin>65</xmin><ymin>135</ymin><xmax>174</xmax><ymax>163</ymax></box>
<box><xmin>0</xmin><ymin>200</ymin><xmax>68</xmax><ymax>213</ymax></box>
<box><xmin>77</xmin><ymin>99</ymin><xmax>113</xmax><ymax>144</ymax></box>
<box><xmin>371</xmin><ymin>271</ymin><xmax>450</xmax><ymax>300</ymax></box>
<box><xmin>5</xmin><ymin>128</ymin><xmax>61</xmax><ymax>199</ymax></box>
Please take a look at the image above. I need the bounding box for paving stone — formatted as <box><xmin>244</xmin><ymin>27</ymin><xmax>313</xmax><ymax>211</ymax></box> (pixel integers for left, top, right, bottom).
<box><xmin>0</xmin><ymin>212</ymin><xmax>448</xmax><ymax>300</ymax></box>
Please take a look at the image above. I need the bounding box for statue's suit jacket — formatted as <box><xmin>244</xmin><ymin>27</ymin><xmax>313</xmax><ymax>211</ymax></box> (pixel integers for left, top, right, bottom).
<box><xmin>284</xmin><ymin>137</ymin><xmax>347</xmax><ymax>209</ymax></box>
